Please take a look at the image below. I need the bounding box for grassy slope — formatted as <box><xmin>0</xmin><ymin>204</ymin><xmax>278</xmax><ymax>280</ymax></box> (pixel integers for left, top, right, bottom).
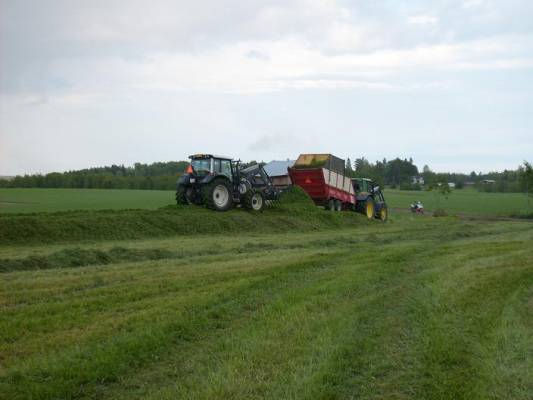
<box><xmin>385</xmin><ymin>188</ymin><xmax>531</xmax><ymax>216</ymax></box>
<box><xmin>0</xmin><ymin>205</ymin><xmax>367</xmax><ymax>246</ymax></box>
<box><xmin>0</xmin><ymin>188</ymin><xmax>173</xmax><ymax>214</ymax></box>
<box><xmin>0</xmin><ymin>213</ymin><xmax>532</xmax><ymax>400</ymax></box>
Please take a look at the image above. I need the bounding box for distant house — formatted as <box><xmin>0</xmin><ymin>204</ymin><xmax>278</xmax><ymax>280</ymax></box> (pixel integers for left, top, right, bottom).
<box><xmin>263</xmin><ymin>160</ymin><xmax>295</xmax><ymax>188</ymax></box>
<box><xmin>448</xmin><ymin>182</ymin><xmax>456</xmax><ymax>189</ymax></box>
<box><xmin>481</xmin><ymin>179</ymin><xmax>496</xmax><ymax>184</ymax></box>
<box><xmin>411</xmin><ymin>176</ymin><xmax>425</xmax><ymax>185</ymax></box>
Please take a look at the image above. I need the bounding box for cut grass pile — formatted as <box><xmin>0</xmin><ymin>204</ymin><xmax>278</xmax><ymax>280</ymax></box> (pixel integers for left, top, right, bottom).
<box><xmin>0</xmin><ymin>187</ymin><xmax>367</xmax><ymax>245</ymax></box>
<box><xmin>0</xmin><ymin>217</ymin><xmax>531</xmax><ymax>399</ymax></box>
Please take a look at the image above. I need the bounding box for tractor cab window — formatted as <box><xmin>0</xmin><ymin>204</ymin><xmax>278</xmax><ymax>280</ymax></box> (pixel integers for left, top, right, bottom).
<box><xmin>213</xmin><ymin>159</ymin><xmax>221</xmax><ymax>173</ymax></box>
<box><xmin>191</xmin><ymin>159</ymin><xmax>211</xmax><ymax>176</ymax></box>
<box><xmin>220</xmin><ymin>160</ymin><xmax>232</xmax><ymax>180</ymax></box>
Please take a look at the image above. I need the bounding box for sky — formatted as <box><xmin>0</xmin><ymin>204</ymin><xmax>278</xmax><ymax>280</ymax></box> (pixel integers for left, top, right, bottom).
<box><xmin>1</xmin><ymin>0</ymin><xmax>532</xmax><ymax>175</ymax></box>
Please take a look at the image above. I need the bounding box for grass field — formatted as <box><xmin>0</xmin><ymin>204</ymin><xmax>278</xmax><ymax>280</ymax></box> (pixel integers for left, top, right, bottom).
<box><xmin>1</xmin><ymin>187</ymin><xmax>531</xmax><ymax>217</ymax></box>
<box><xmin>386</xmin><ymin>188</ymin><xmax>532</xmax><ymax>216</ymax></box>
<box><xmin>0</xmin><ymin>186</ymin><xmax>532</xmax><ymax>400</ymax></box>
<box><xmin>0</xmin><ymin>188</ymin><xmax>172</xmax><ymax>214</ymax></box>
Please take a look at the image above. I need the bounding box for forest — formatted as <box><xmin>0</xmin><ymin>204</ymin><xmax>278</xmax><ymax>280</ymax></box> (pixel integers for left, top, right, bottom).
<box><xmin>1</xmin><ymin>158</ymin><xmax>531</xmax><ymax>193</ymax></box>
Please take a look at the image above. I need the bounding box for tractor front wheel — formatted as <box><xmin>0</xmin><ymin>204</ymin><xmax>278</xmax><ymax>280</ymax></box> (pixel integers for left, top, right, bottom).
<box><xmin>204</xmin><ymin>179</ymin><xmax>233</xmax><ymax>211</ymax></box>
<box><xmin>378</xmin><ymin>206</ymin><xmax>388</xmax><ymax>221</ymax></box>
<box><xmin>176</xmin><ymin>184</ymin><xmax>192</xmax><ymax>205</ymax></box>
<box><xmin>358</xmin><ymin>198</ymin><xmax>375</xmax><ymax>220</ymax></box>
<box><xmin>244</xmin><ymin>190</ymin><xmax>265</xmax><ymax>211</ymax></box>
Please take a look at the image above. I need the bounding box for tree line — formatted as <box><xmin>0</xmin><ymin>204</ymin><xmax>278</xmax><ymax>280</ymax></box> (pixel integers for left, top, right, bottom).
<box><xmin>1</xmin><ymin>158</ymin><xmax>531</xmax><ymax>194</ymax></box>
<box><xmin>344</xmin><ymin>157</ymin><xmax>532</xmax><ymax>193</ymax></box>
<box><xmin>0</xmin><ymin>161</ymin><xmax>189</xmax><ymax>190</ymax></box>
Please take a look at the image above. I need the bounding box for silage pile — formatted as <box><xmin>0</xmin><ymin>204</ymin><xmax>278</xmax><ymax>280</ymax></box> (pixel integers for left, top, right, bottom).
<box><xmin>272</xmin><ymin>186</ymin><xmax>317</xmax><ymax>212</ymax></box>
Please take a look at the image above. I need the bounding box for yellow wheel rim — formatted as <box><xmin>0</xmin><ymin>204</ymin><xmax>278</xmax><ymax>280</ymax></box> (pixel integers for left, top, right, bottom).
<box><xmin>366</xmin><ymin>202</ymin><xmax>374</xmax><ymax>219</ymax></box>
<box><xmin>380</xmin><ymin>208</ymin><xmax>387</xmax><ymax>221</ymax></box>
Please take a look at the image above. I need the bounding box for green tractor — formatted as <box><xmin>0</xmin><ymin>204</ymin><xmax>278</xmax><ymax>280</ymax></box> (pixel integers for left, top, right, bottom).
<box><xmin>176</xmin><ymin>154</ymin><xmax>280</xmax><ymax>212</ymax></box>
<box><xmin>352</xmin><ymin>178</ymin><xmax>388</xmax><ymax>221</ymax></box>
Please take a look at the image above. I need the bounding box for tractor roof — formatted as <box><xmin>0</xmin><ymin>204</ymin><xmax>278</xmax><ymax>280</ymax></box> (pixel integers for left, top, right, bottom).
<box><xmin>189</xmin><ymin>154</ymin><xmax>233</xmax><ymax>160</ymax></box>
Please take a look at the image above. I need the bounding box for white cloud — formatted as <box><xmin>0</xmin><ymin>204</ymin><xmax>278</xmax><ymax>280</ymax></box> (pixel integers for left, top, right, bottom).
<box><xmin>71</xmin><ymin>34</ymin><xmax>530</xmax><ymax>95</ymax></box>
<box><xmin>1</xmin><ymin>0</ymin><xmax>533</xmax><ymax>174</ymax></box>
<box><xmin>407</xmin><ymin>14</ymin><xmax>439</xmax><ymax>26</ymax></box>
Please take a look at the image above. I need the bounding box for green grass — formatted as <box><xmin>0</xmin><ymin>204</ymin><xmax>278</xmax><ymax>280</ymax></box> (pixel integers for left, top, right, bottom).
<box><xmin>385</xmin><ymin>187</ymin><xmax>532</xmax><ymax>216</ymax></box>
<box><xmin>0</xmin><ymin>188</ymin><xmax>173</xmax><ymax>214</ymax></box>
<box><xmin>2</xmin><ymin>187</ymin><xmax>532</xmax><ymax>217</ymax></box>
<box><xmin>0</xmin><ymin>190</ymin><xmax>368</xmax><ymax>245</ymax></box>
<box><xmin>0</xmin><ymin>209</ymin><xmax>532</xmax><ymax>399</ymax></box>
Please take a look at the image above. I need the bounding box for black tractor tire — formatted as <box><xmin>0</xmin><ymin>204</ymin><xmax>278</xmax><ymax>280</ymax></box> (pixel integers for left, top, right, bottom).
<box><xmin>334</xmin><ymin>199</ymin><xmax>342</xmax><ymax>211</ymax></box>
<box><xmin>244</xmin><ymin>190</ymin><xmax>265</xmax><ymax>212</ymax></box>
<box><xmin>358</xmin><ymin>197</ymin><xmax>375</xmax><ymax>220</ymax></box>
<box><xmin>377</xmin><ymin>205</ymin><xmax>388</xmax><ymax>221</ymax></box>
<box><xmin>203</xmin><ymin>178</ymin><xmax>233</xmax><ymax>211</ymax></box>
<box><xmin>176</xmin><ymin>184</ymin><xmax>189</xmax><ymax>205</ymax></box>
<box><xmin>325</xmin><ymin>199</ymin><xmax>335</xmax><ymax>211</ymax></box>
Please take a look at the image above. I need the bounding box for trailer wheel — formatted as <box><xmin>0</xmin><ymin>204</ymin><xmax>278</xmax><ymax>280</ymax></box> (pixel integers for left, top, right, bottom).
<box><xmin>204</xmin><ymin>178</ymin><xmax>233</xmax><ymax>211</ymax></box>
<box><xmin>244</xmin><ymin>190</ymin><xmax>265</xmax><ymax>212</ymax></box>
<box><xmin>334</xmin><ymin>199</ymin><xmax>342</xmax><ymax>211</ymax></box>
<box><xmin>325</xmin><ymin>199</ymin><xmax>335</xmax><ymax>211</ymax></box>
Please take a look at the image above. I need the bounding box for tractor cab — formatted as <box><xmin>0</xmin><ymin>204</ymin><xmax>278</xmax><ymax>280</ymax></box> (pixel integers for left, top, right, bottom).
<box><xmin>187</xmin><ymin>154</ymin><xmax>234</xmax><ymax>180</ymax></box>
<box><xmin>352</xmin><ymin>178</ymin><xmax>373</xmax><ymax>195</ymax></box>
<box><xmin>351</xmin><ymin>178</ymin><xmax>388</xmax><ymax>221</ymax></box>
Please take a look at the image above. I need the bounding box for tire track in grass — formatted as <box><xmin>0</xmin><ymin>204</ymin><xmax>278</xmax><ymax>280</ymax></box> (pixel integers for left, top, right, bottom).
<box><xmin>482</xmin><ymin>286</ymin><xmax>533</xmax><ymax>399</ymax></box>
<box><xmin>92</xmin><ymin>242</ymin><xmax>425</xmax><ymax>400</ymax></box>
<box><xmin>0</xmin><ymin>250</ymin><xmax>352</xmax><ymax>400</ymax></box>
<box><xmin>278</xmin><ymin>231</ymin><xmax>533</xmax><ymax>400</ymax></box>
<box><xmin>0</xmin><ymin>248</ymin><xmax>342</xmax><ymax>368</ymax></box>
<box><xmin>414</xmin><ymin>250</ymin><xmax>533</xmax><ymax>400</ymax></box>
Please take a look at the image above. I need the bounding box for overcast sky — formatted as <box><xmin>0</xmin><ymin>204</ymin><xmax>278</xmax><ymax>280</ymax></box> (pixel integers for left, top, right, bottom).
<box><xmin>1</xmin><ymin>0</ymin><xmax>532</xmax><ymax>175</ymax></box>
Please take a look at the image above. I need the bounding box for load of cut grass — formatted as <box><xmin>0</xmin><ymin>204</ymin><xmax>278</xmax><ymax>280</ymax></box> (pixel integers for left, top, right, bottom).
<box><xmin>272</xmin><ymin>185</ymin><xmax>317</xmax><ymax>212</ymax></box>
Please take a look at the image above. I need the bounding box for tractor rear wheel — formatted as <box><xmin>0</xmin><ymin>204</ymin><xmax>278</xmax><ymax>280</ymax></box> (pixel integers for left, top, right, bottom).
<box><xmin>204</xmin><ymin>179</ymin><xmax>233</xmax><ymax>211</ymax></box>
<box><xmin>244</xmin><ymin>190</ymin><xmax>265</xmax><ymax>211</ymax></box>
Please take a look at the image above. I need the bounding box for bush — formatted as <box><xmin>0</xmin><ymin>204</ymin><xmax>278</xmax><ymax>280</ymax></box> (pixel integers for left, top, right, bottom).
<box><xmin>433</xmin><ymin>208</ymin><xmax>448</xmax><ymax>217</ymax></box>
<box><xmin>399</xmin><ymin>183</ymin><xmax>422</xmax><ymax>191</ymax></box>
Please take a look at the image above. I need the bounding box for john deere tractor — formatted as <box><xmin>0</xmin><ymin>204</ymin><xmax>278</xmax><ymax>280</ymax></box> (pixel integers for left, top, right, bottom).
<box><xmin>352</xmin><ymin>178</ymin><xmax>388</xmax><ymax>221</ymax></box>
<box><xmin>176</xmin><ymin>154</ymin><xmax>280</xmax><ymax>211</ymax></box>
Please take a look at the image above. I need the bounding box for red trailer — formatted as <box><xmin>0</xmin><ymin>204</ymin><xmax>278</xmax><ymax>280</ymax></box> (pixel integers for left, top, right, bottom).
<box><xmin>288</xmin><ymin>154</ymin><xmax>356</xmax><ymax>211</ymax></box>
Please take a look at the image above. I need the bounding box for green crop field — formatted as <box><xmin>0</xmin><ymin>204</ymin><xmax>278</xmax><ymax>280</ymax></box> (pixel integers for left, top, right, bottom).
<box><xmin>0</xmin><ymin>189</ymin><xmax>532</xmax><ymax>400</ymax></box>
<box><xmin>1</xmin><ymin>187</ymin><xmax>532</xmax><ymax>217</ymax></box>
<box><xmin>0</xmin><ymin>188</ymin><xmax>173</xmax><ymax>214</ymax></box>
<box><xmin>385</xmin><ymin>188</ymin><xmax>532</xmax><ymax>216</ymax></box>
